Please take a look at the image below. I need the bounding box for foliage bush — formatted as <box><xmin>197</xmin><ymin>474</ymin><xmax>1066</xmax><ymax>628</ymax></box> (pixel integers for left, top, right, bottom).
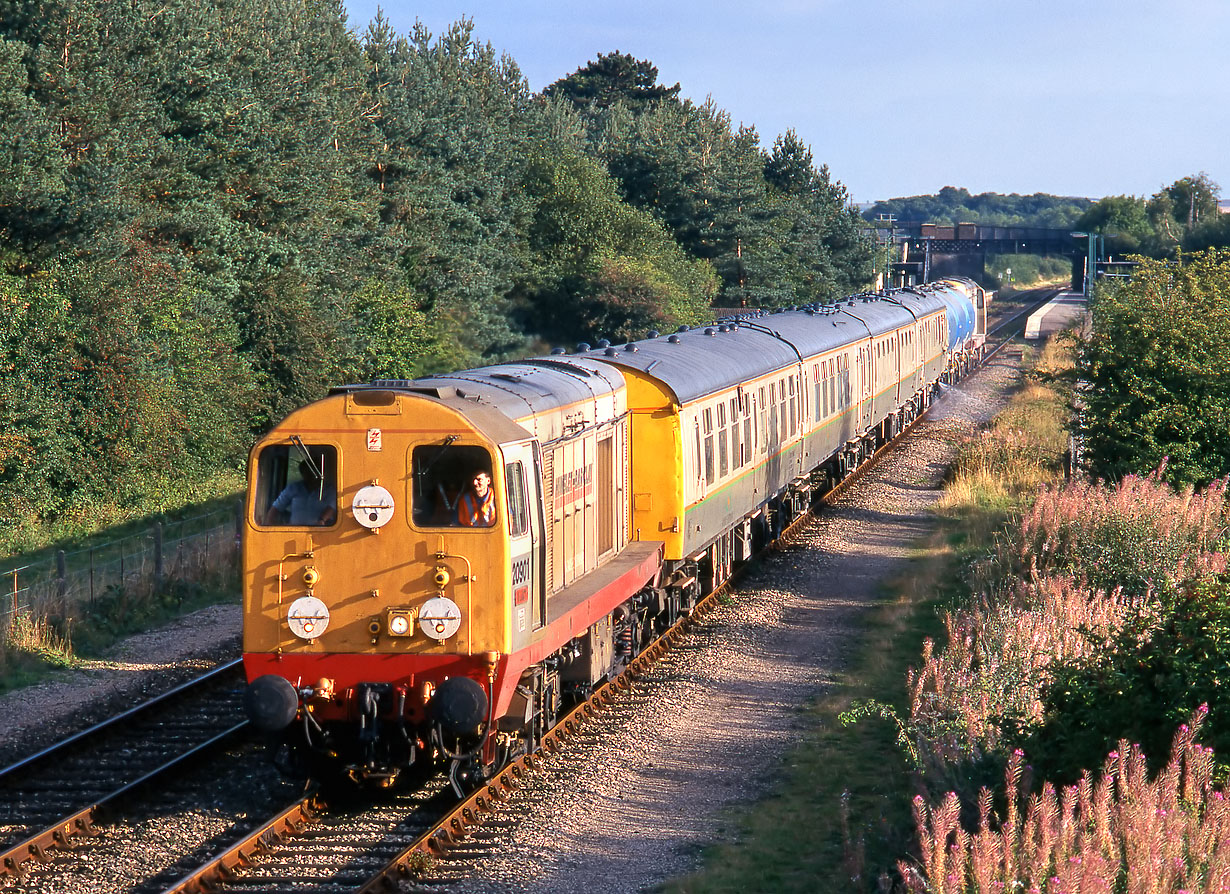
<box><xmin>999</xmin><ymin>470</ymin><xmax>1228</xmax><ymax>602</ymax></box>
<box><xmin>1080</xmin><ymin>249</ymin><xmax>1230</xmax><ymax>487</ymax></box>
<box><xmin>1018</xmin><ymin>574</ymin><xmax>1230</xmax><ymax>785</ymax></box>
<box><xmin>903</xmin><ymin>469</ymin><xmax>1230</xmax><ymax>888</ymax></box>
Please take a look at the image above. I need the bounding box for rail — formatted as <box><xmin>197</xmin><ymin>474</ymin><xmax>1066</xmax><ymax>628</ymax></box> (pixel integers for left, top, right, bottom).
<box><xmin>0</xmin><ymin>659</ymin><xmax>249</xmax><ymax>880</ymax></box>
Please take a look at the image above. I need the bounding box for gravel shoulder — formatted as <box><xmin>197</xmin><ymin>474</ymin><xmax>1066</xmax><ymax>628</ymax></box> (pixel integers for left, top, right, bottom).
<box><xmin>0</xmin><ymin>603</ymin><xmax>242</xmax><ymax>766</ymax></box>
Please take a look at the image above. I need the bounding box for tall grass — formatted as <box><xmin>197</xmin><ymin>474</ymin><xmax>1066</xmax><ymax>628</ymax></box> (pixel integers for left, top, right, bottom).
<box><xmin>0</xmin><ymin>525</ymin><xmax>240</xmax><ymax>692</ymax></box>
<box><xmin>901</xmin><ymin>329</ymin><xmax>1230</xmax><ymax>890</ymax></box>
<box><xmin>903</xmin><ymin>708</ymin><xmax>1230</xmax><ymax>893</ymax></box>
<box><xmin>938</xmin><ymin>337</ymin><xmax>1073</xmax><ymax>518</ymax></box>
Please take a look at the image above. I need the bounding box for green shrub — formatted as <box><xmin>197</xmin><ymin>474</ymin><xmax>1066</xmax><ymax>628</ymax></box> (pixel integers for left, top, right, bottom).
<box><xmin>1016</xmin><ymin>574</ymin><xmax>1230</xmax><ymax>784</ymax></box>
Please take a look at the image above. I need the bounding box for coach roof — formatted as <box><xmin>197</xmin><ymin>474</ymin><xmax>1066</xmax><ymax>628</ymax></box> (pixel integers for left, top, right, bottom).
<box><xmin>576</xmin><ymin>296</ymin><xmax>931</xmax><ymax>405</ymax></box>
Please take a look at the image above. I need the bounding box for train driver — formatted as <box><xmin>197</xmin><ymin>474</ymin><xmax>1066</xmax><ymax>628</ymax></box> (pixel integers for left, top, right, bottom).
<box><xmin>456</xmin><ymin>468</ymin><xmax>496</xmax><ymax>527</ymax></box>
<box><xmin>266</xmin><ymin>460</ymin><xmax>337</xmax><ymax>526</ymax></box>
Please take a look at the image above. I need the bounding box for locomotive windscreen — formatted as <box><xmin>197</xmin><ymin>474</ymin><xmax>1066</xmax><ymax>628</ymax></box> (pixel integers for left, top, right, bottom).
<box><xmin>412</xmin><ymin>443</ymin><xmax>496</xmax><ymax>527</ymax></box>
<box><xmin>254</xmin><ymin>443</ymin><xmax>338</xmax><ymax>527</ymax></box>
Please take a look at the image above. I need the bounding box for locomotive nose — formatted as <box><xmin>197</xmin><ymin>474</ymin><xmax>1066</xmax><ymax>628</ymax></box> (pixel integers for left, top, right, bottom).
<box><xmin>429</xmin><ymin>676</ymin><xmax>489</xmax><ymax>737</ymax></box>
<box><xmin>244</xmin><ymin>674</ymin><xmax>300</xmax><ymax>732</ymax></box>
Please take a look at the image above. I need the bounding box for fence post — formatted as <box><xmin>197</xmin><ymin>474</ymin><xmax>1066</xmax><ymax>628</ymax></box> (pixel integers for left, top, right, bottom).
<box><xmin>154</xmin><ymin>523</ymin><xmax>164</xmax><ymax>590</ymax></box>
<box><xmin>57</xmin><ymin>551</ymin><xmax>67</xmax><ymax>603</ymax></box>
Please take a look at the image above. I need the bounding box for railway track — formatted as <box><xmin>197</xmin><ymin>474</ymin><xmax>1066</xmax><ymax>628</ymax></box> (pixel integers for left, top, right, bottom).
<box><xmin>157</xmin><ymin>575</ymin><xmax>730</xmax><ymax>894</ymax></box>
<box><xmin>0</xmin><ymin>659</ymin><xmax>249</xmax><ymax>882</ymax></box>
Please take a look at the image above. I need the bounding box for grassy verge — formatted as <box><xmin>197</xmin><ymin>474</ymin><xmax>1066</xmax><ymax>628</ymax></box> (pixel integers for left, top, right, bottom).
<box><xmin>0</xmin><ymin>573</ymin><xmax>240</xmax><ymax>694</ymax></box>
<box><xmin>664</xmin><ymin>335</ymin><xmax>1075</xmax><ymax>892</ymax></box>
<box><xmin>0</xmin><ymin>484</ymin><xmax>244</xmax><ymax>693</ymax></box>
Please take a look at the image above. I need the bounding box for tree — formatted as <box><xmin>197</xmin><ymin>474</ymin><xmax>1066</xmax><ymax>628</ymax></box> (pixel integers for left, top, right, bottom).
<box><xmin>1073</xmin><ymin>195</ymin><xmax>1152</xmax><ymax>255</ymax></box>
<box><xmin>361</xmin><ymin>17</ymin><xmax>533</xmax><ymax>372</ymax></box>
<box><xmin>544</xmin><ymin>51</ymin><xmax>680</xmax><ymax>117</ymax></box>
<box><xmin>1079</xmin><ymin>249</ymin><xmax>1230</xmax><ymax>486</ymax></box>
<box><xmin>865</xmin><ymin>189</ymin><xmax>1091</xmax><ymax>229</ymax></box>
<box><xmin>764</xmin><ymin>131</ymin><xmax>874</xmax><ymax>301</ymax></box>
<box><xmin>513</xmin><ymin>132</ymin><xmax>715</xmax><ymax>345</ymax></box>
<box><xmin>0</xmin><ymin>37</ymin><xmax>68</xmax><ymax>251</ymax></box>
<box><xmin>1146</xmin><ymin>173</ymin><xmax>1220</xmax><ymax>250</ymax></box>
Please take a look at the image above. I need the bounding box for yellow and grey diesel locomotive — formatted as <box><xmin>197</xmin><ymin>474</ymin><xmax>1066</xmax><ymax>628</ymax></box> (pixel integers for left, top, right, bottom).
<box><xmin>241</xmin><ymin>277</ymin><xmax>985</xmax><ymax>791</ymax></box>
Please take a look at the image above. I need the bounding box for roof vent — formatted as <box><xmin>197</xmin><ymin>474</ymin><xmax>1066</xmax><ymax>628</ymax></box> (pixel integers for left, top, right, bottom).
<box><xmin>624</xmin><ymin>343</ymin><xmax>638</xmax><ymax>352</ymax></box>
<box><xmin>550</xmin><ymin>347</ymin><xmax>567</xmax><ymax>355</ymax></box>
<box><xmin>596</xmin><ymin>339</ymin><xmax>611</xmax><ymax>348</ymax></box>
<box><xmin>668</xmin><ymin>335</ymin><xmax>681</xmax><ymax>344</ymax></box>
<box><xmin>677</xmin><ymin>325</ymin><xmax>689</xmax><ymax>332</ymax></box>
<box><xmin>647</xmin><ymin>330</ymin><xmax>660</xmax><ymax>339</ymax></box>
<box><xmin>577</xmin><ymin>342</ymin><xmax>591</xmax><ymax>352</ymax></box>
<box><xmin>704</xmin><ymin>327</ymin><xmax>716</xmax><ymax>336</ymax></box>
<box><xmin>604</xmin><ymin>347</ymin><xmax>617</xmax><ymax>356</ymax></box>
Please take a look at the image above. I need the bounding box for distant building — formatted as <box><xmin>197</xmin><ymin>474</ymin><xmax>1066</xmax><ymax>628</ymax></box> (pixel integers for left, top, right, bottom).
<box><xmin>1219</xmin><ymin>200</ymin><xmax>1230</xmax><ymax>214</ymax></box>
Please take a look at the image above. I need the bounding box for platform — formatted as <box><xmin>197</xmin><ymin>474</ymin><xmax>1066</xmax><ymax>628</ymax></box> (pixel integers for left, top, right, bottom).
<box><xmin>1025</xmin><ymin>291</ymin><xmax>1087</xmax><ymax>340</ymax></box>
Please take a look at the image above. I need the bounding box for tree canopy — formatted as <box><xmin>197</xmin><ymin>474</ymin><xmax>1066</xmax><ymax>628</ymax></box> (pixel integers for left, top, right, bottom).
<box><xmin>1073</xmin><ymin>172</ymin><xmax>1226</xmax><ymax>258</ymax></box>
<box><xmin>865</xmin><ymin>187</ymin><xmax>1092</xmax><ymax>229</ymax></box>
<box><xmin>0</xmin><ymin>6</ymin><xmax>873</xmax><ymax>546</ymax></box>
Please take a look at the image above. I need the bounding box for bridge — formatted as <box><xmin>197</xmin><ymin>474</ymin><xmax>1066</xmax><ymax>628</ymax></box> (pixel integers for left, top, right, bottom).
<box><xmin>864</xmin><ymin>221</ymin><xmax>1109</xmax><ymax>289</ymax></box>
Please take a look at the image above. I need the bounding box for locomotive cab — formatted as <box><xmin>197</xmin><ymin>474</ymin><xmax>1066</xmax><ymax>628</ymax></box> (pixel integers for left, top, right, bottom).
<box><xmin>241</xmin><ymin>364</ymin><xmax>656</xmax><ymax>793</ymax></box>
<box><xmin>242</xmin><ymin>388</ymin><xmax>536</xmax><ymax>789</ymax></box>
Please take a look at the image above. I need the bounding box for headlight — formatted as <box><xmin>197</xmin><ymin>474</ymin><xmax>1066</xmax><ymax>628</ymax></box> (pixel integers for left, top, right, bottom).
<box><xmin>418</xmin><ymin>596</ymin><xmax>462</xmax><ymax>641</ymax></box>
<box><xmin>352</xmin><ymin>484</ymin><xmax>395</xmax><ymax>530</ymax></box>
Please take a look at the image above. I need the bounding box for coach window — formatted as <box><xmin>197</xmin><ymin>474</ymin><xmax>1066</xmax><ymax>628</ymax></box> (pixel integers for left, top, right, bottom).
<box><xmin>505</xmin><ymin>461</ymin><xmax>529</xmax><ymax>537</ymax></box>
<box><xmin>752</xmin><ymin>386</ymin><xmax>762</xmax><ymax>454</ymax></box>
<box><xmin>767</xmin><ymin>384</ymin><xmax>778</xmax><ymax>449</ymax></box>
<box><xmin>788</xmin><ymin>377</ymin><xmax>797</xmax><ymax>436</ymax></box>
<box><xmin>693</xmin><ymin>420</ymin><xmax>703</xmax><ymax>483</ymax></box>
<box><xmin>411</xmin><ymin>443</ymin><xmax>497</xmax><ymax>527</ymax></box>
<box><xmin>255</xmin><ymin>444</ymin><xmax>338</xmax><ymax>527</ymax></box>
<box><xmin>717</xmin><ymin>402</ymin><xmax>729</xmax><ymax>477</ymax></box>
<box><xmin>777</xmin><ymin>379</ymin><xmax>788</xmax><ymax>441</ymax></box>
<box><xmin>703</xmin><ymin>407</ymin><xmax>715</xmax><ymax>485</ymax></box>
<box><xmin>743</xmin><ymin>398</ymin><xmax>753</xmax><ymax>463</ymax></box>
<box><xmin>729</xmin><ymin>398</ymin><xmax>741</xmax><ymax>469</ymax></box>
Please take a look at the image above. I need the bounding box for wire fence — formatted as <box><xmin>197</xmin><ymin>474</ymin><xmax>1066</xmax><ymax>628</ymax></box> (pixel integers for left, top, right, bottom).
<box><xmin>1</xmin><ymin>502</ymin><xmax>243</xmax><ymax>622</ymax></box>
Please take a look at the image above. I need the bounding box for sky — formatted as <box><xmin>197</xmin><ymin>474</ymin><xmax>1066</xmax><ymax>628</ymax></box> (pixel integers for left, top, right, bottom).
<box><xmin>341</xmin><ymin>0</ymin><xmax>1230</xmax><ymax>205</ymax></box>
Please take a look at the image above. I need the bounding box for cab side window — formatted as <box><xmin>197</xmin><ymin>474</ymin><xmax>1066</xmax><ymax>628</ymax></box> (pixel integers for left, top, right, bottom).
<box><xmin>505</xmin><ymin>461</ymin><xmax>529</xmax><ymax>537</ymax></box>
